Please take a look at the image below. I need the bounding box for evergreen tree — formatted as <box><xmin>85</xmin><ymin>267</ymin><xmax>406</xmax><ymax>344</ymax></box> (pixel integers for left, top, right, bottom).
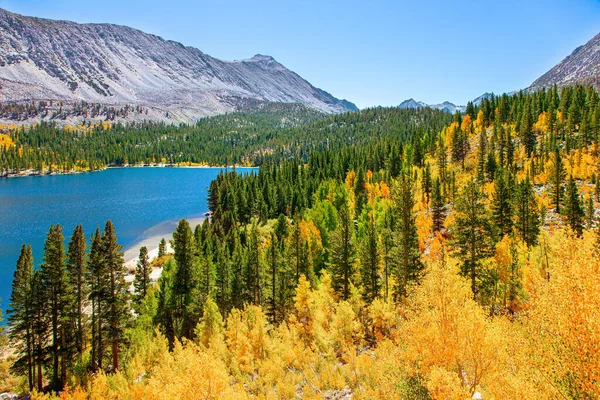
<box><xmin>158</xmin><ymin>238</ymin><xmax>167</xmax><ymax>258</ymax></box>
<box><xmin>563</xmin><ymin>176</ymin><xmax>585</xmax><ymax>236</ymax></box>
<box><xmin>431</xmin><ymin>177</ymin><xmax>445</xmax><ymax>232</ymax></box>
<box><xmin>30</xmin><ymin>270</ymin><xmax>48</xmax><ymax>392</ymax></box>
<box><xmin>452</xmin><ymin>181</ymin><xmax>495</xmax><ymax>296</ymax></box>
<box><xmin>586</xmin><ymin>195</ymin><xmax>595</xmax><ymax>229</ymax></box>
<box><xmin>214</xmin><ymin>243</ymin><xmax>231</xmax><ymax>318</ymax></box>
<box><xmin>172</xmin><ymin>219</ymin><xmax>197</xmax><ymax>339</ymax></box>
<box><xmin>477</xmin><ymin>130</ymin><xmax>487</xmax><ymax>182</ymax></box>
<box><xmin>514</xmin><ymin>178</ymin><xmax>541</xmax><ymax>246</ymax></box>
<box><xmin>134</xmin><ymin>246</ymin><xmax>151</xmax><ymax>304</ymax></box>
<box><xmin>520</xmin><ymin>99</ymin><xmax>536</xmax><ymax>155</ymax></box>
<box><xmin>266</xmin><ymin>231</ymin><xmax>281</xmax><ymax>323</ymax></box>
<box><xmin>8</xmin><ymin>244</ymin><xmax>34</xmax><ymax>390</ymax></box>
<box><xmin>329</xmin><ymin>203</ymin><xmax>356</xmax><ymax>300</ymax></box>
<box><xmin>491</xmin><ymin>170</ymin><xmax>513</xmax><ymax>237</ymax></box>
<box><xmin>354</xmin><ymin>168</ymin><xmax>367</xmax><ymax>217</ymax></box>
<box><xmin>155</xmin><ymin>259</ymin><xmax>176</xmax><ymax>347</ymax></box>
<box><xmin>66</xmin><ymin>225</ymin><xmax>87</xmax><ymax>356</ymax></box>
<box><xmin>548</xmin><ymin>147</ymin><xmax>566</xmax><ymax>213</ymax></box>
<box><xmin>421</xmin><ymin>163</ymin><xmax>432</xmax><ymax>203</ymax></box>
<box><xmin>88</xmin><ymin>228</ymin><xmax>105</xmax><ymax>371</ymax></box>
<box><xmin>101</xmin><ymin>220</ymin><xmax>130</xmax><ymax>371</ymax></box>
<box><xmin>359</xmin><ymin>206</ymin><xmax>380</xmax><ymax>302</ymax></box>
<box><xmin>392</xmin><ymin>173</ymin><xmax>422</xmax><ymax>298</ymax></box>
<box><xmin>245</xmin><ymin>223</ymin><xmax>263</xmax><ymax>305</ymax></box>
<box><xmin>40</xmin><ymin>224</ymin><xmax>72</xmax><ymax>391</ymax></box>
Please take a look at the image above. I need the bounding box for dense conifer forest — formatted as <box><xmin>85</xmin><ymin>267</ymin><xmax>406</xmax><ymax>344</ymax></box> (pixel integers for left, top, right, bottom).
<box><xmin>0</xmin><ymin>103</ymin><xmax>451</xmax><ymax>173</ymax></box>
<box><xmin>5</xmin><ymin>85</ymin><xmax>600</xmax><ymax>399</ymax></box>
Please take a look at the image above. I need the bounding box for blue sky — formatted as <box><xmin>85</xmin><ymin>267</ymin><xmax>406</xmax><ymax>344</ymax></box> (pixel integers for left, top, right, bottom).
<box><xmin>2</xmin><ymin>0</ymin><xmax>600</xmax><ymax>109</ymax></box>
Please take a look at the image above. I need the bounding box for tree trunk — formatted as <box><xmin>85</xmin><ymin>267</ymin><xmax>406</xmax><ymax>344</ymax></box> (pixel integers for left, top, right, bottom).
<box><xmin>112</xmin><ymin>321</ymin><xmax>119</xmax><ymax>371</ymax></box>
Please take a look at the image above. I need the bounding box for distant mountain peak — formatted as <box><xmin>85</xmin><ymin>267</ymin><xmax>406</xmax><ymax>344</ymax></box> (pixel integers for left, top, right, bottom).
<box><xmin>0</xmin><ymin>8</ymin><xmax>357</xmax><ymax>122</ymax></box>
<box><xmin>248</xmin><ymin>54</ymin><xmax>276</xmax><ymax>62</ymax></box>
<box><xmin>398</xmin><ymin>98</ymin><xmax>465</xmax><ymax>114</ymax></box>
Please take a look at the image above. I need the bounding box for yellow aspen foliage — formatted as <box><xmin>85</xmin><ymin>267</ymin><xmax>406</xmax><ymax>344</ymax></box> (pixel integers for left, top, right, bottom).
<box><xmin>474</xmin><ymin>110</ymin><xmax>485</xmax><ymax>134</ymax></box>
<box><xmin>195</xmin><ymin>298</ymin><xmax>225</xmax><ymax>353</ymax></box>
<box><xmin>367</xmin><ymin>298</ymin><xmax>399</xmax><ymax>341</ymax></box>
<box><xmin>533</xmin><ymin>111</ymin><xmax>550</xmax><ymax>135</ymax></box>
<box><xmin>142</xmin><ymin>340</ymin><xmax>246</xmax><ymax>400</ymax></box>
<box><xmin>415</xmin><ymin>210</ymin><xmax>432</xmax><ymax>251</ymax></box>
<box><xmin>461</xmin><ymin>114</ymin><xmax>473</xmax><ymax>136</ymax></box>
<box><xmin>525</xmin><ymin>230</ymin><xmax>600</xmax><ymax>398</ymax></box>
<box><xmin>399</xmin><ymin>257</ymin><xmax>504</xmax><ymax>397</ymax></box>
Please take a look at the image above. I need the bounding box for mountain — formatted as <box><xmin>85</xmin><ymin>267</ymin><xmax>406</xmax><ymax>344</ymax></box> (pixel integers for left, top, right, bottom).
<box><xmin>398</xmin><ymin>98</ymin><xmax>465</xmax><ymax>114</ymax></box>
<box><xmin>529</xmin><ymin>32</ymin><xmax>600</xmax><ymax>91</ymax></box>
<box><xmin>0</xmin><ymin>8</ymin><xmax>357</xmax><ymax>123</ymax></box>
<box><xmin>398</xmin><ymin>98</ymin><xmax>428</xmax><ymax>109</ymax></box>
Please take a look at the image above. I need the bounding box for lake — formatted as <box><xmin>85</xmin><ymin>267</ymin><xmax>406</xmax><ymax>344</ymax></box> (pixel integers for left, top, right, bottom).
<box><xmin>0</xmin><ymin>167</ymin><xmax>256</xmax><ymax>312</ymax></box>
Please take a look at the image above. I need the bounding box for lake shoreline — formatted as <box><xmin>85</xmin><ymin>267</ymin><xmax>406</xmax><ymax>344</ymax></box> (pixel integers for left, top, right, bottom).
<box><xmin>123</xmin><ymin>215</ymin><xmax>207</xmax><ymax>285</ymax></box>
<box><xmin>0</xmin><ymin>163</ymin><xmax>255</xmax><ymax>179</ymax></box>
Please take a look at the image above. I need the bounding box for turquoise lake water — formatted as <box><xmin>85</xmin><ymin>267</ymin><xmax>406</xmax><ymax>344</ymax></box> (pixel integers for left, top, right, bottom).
<box><xmin>0</xmin><ymin>167</ymin><xmax>256</xmax><ymax>311</ymax></box>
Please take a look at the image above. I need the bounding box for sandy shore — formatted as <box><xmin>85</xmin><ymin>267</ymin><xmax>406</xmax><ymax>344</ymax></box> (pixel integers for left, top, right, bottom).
<box><xmin>123</xmin><ymin>215</ymin><xmax>206</xmax><ymax>287</ymax></box>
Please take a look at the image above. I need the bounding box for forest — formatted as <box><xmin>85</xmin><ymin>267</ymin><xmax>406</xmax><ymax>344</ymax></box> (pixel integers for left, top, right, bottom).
<box><xmin>4</xmin><ymin>85</ymin><xmax>600</xmax><ymax>399</ymax></box>
<box><xmin>0</xmin><ymin>102</ymin><xmax>451</xmax><ymax>173</ymax></box>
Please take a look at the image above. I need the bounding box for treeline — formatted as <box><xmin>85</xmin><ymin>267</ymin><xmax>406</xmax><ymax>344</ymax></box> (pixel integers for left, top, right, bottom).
<box><xmin>0</xmin><ymin>105</ymin><xmax>451</xmax><ymax>174</ymax></box>
<box><xmin>0</xmin><ymin>101</ymin><xmax>148</xmax><ymax>122</ymax></box>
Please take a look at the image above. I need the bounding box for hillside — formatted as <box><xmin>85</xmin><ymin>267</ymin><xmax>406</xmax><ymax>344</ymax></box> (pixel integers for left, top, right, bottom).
<box><xmin>0</xmin><ymin>105</ymin><xmax>452</xmax><ymax>173</ymax></box>
<box><xmin>6</xmin><ymin>84</ymin><xmax>600</xmax><ymax>399</ymax></box>
<box><xmin>0</xmin><ymin>8</ymin><xmax>356</xmax><ymax>123</ymax></box>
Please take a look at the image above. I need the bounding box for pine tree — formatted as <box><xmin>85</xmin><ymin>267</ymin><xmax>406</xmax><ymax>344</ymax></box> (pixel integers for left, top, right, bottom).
<box><xmin>40</xmin><ymin>224</ymin><xmax>72</xmax><ymax>391</ymax></box>
<box><xmin>392</xmin><ymin>173</ymin><xmax>422</xmax><ymax>298</ymax></box>
<box><xmin>214</xmin><ymin>243</ymin><xmax>231</xmax><ymax>318</ymax></box>
<box><xmin>30</xmin><ymin>270</ymin><xmax>48</xmax><ymax>392</ymax></box>
<box><xmin>520</xmin><ymin>99</ymin><xmax>536</xmax><ymax>155</ymax></box>
<box><xmin>289</xmin><ymin>216</ymin><xmax>313</xmax><ymax>286</ymax></box>
<box><xmin>452</xmin><ymin>181</ymin><xmax>495</xmax><ymax>296</ymax></box>
<box><xmin>155</xmin><ymin>259</ymin><xmax>176</xmax><ymax>347</ymax></box>
<box><xmin>514</xmin><ymin>178</ymin><xmax>541</xmax><ymax>246</ymax></box>
<box><xmin>245</xmin><ymin>223</ymin><xmax>263</xmax><ymax>306</ymax></box>
<box><xmin>563</xmin><ymin>176</ymin><xmax>585</xmax><ymax>236</ymax></box>
<box><xmin>586</xmin><ymin>195</ymin><xmax>595</xmax><ymax>229</ymax></box>
<box><xmin>172</xmin><ymin>219</ymin><xmax>197</xmax><ymax>339</ymax></box>
<box><xmin>329</xmin><ymin>203</ymin><xmax>356</xmax><ymax>300</ymax></box>
<box><xmin>266</xmin><ymin>231</ymin><xmax>280</xmax><ymax>323</ymax></box>
<box><xmin>421</xmin><ymin>163</ymin><xmax>432</xmax><ymax>204</ymax></box>
<box><xmin>491</xmin><ymin>170</ymin><xmax>513</xmax><ymax>237</ymax></box>
<box><xmin>88</xmin><ymin>228</ymin><xmax>105</xmax><ymax>371</ymax></box>
<box><xmin>548</xmin><ymin>147</ymin><xmax>566</xmax><ymax>213</ymax></box>
<box><xmin>158</xmin><ymin>238</ymin><xmax>167</xmax><ymax>258</ymax></box>
<box><xmin>102</xmin><ymin>220</ymin><xmax>130</xmax><ymax>371</ymax></box>
<box><xmin>66</xmin><ymin>225</ymin><xmax>87</xmax><ymax>356</ymax></box>
<box><xmin>477</xmin><ymin>129</ymin><xmax>487</xmax><ymax>182</ymax></box>
<box><xmin>359</xmin><ymin>206</ymin><xmax>380</xmax><ymax>302</ymax></box>
<box><xmin>8</xmin><ymin>244</ymin><xmax>34</xmax><ymax>390</ymax></box>
<box><xmin>431</xmin><ymin>177</ymin><xmax>445</xmax><ymax>232</ymax></box>
<box><xmin>354</xmin><ymin>168</ymin><xmax>367</xmax><ymax>217</ymax></box>
<box><xmin>134</xmin><ymin>246</ymin><xmax>151</xmax><ymax>304</ymax></box>
<box><xmin>436</xmin><ymin>136</ymin><xmax>448</xmax><ymax>186</ymax></box>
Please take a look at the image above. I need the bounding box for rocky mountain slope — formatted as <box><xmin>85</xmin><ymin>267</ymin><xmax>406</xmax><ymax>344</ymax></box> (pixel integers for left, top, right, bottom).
<box><xmin>0</xmin><ymin>8</ymin><xmax>356</xmax><ymax>123</ymax></box>
<box><xmin>529</xmin><ymin>31</ymin><xmax>600</xmax><ymax>91</ymax></box>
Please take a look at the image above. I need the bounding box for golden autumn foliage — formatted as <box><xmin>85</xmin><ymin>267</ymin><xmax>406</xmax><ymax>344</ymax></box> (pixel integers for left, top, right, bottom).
<box><xmin>30</xmin><ymin>226</ymin><xmax>600</xmax><ymax>400</ymax></box>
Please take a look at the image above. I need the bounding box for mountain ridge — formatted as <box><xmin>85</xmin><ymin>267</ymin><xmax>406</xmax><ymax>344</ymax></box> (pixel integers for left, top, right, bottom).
<box><xmin>529</xmin><ymin>31</ymin><xmax>600</xmax><ymax>91</ymax></box>
<box><xmin>0</xmin><ymin>8</ymin><xmax>357</xmax><ymax>123</ymax></box>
